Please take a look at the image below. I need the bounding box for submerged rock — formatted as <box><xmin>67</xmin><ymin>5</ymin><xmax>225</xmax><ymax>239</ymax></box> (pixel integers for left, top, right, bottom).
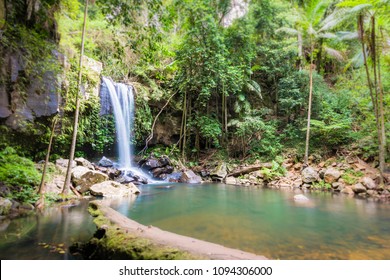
<box><xmin>293</xmin><ymin>194</ymin><xmax>309</xmax><ymax>201</ymax></box>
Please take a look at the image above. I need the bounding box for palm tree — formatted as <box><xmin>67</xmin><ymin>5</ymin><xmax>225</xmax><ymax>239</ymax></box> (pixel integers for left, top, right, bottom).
<box><xmin>337</xmin><ymin>0</ymin><xmax>389</xmax><ymax>182</ymax></box>
<box><xmin>278</xmin><ymin>0</ymin><xmax>343</xmax><ymax>165</ymax></box>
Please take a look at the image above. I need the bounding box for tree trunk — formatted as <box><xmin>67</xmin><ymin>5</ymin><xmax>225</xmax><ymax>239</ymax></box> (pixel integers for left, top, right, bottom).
<box><xmin>377</xmin><ymin>28</ymin><xmax>386</xmax><ymax>182</ymax></box>
<box><xmin>304</xmin><ymin>41</ymin><xmax>314</xmax><ymax>165</ymax></box>
<box><xmin>62</xmin><ymin>0</ymin><xmax>89</xmax><ymax>195</ymax></box>
<box><xmin>35</xmin><ymin>116</ymin><xmax>57</xmax><ymax>209</ymax></box>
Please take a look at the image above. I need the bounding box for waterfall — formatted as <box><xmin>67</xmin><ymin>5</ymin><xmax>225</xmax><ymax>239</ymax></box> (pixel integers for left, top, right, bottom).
<box><xmin>102</xmin><ymin>77</ymin><xmax>135</xmax><ymax>168</ymax></box>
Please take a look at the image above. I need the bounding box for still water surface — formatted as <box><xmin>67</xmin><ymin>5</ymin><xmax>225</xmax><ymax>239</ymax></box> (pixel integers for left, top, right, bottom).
<box><xmin>113</xmin><ymin>183</ymin><xmax>390</xmax><ymax>260</ymax></box>
<box><xmin>0</xmin><ymin>184</ymin><xmax>389</xmax><ymax>259</ymax></box>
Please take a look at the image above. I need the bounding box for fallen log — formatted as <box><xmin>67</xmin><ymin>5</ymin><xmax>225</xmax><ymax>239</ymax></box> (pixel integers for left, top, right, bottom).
<box><xmin>227</xmin><ymin>163</ymin><xmax>272</xmax><ymax>178</ymax></box>
<box><xmin>77</xmin><ymin>200</ymin><xmax>267</xmax><ymax>260</ymax></box>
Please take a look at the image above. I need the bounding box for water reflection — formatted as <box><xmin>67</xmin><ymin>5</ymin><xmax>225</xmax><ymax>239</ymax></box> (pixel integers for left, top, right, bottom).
<box><xmin>0</xmin><ymin>200</ymin><xmax>95</xmax><ymax>260</ymax></box>
<box><xmin>111</xmin><ymin>183</ymin><xmax>390</xmax><ymax>260</ymax></box>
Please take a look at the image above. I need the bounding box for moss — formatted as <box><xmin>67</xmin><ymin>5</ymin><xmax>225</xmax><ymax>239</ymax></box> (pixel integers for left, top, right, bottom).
<box><xmin>84</xmin><ymin>203</ymin><xmax>201</xmax><ymax>260</ymax></box>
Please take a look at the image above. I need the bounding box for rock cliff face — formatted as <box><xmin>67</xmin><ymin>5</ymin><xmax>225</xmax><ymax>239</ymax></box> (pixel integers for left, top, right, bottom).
<box><xmin>0</xmin><ymin>0</ymin><xmax>62</xmax><ymax>130</ymax></box>
<box><xmin>0</xmin><ymin>1</ymin><xmax>102</xmax><ymax>131</ymax></box>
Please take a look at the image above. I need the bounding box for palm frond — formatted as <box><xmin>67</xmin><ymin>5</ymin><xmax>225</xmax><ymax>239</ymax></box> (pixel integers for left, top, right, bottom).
<box><xmin>324</xmin><ymin>46</ymin><xmax>345</xmax><ymax>61</ymax></box>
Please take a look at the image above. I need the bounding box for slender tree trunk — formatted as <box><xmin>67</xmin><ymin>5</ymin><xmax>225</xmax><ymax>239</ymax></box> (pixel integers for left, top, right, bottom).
<box><xmin>304</xmin><ymin>41</ymin><xmax>314</xmax><ymax>166</ymax></box>
<box><xmin>377</xmin><ymin>29</ymin><xmax>386</xmax><ymax>182</ymax></box>
<box><xmin>35</xmin><ymin>116</ymin><xmax>57</xmax><ymax>209</ymax></box>
<box><xmin>62</xmin><ymin>0</ymin><xmax>89</xmax><ymax>195</ymax></box>
<box><xmin>181</xmin><ymin>92</ymin><xmax>187</xmax><ymax>160</ymax></box>
<box><xmin>297</xmin><ymin>32</ymin><xmax>303</xmax><ymax>71</ymax></box>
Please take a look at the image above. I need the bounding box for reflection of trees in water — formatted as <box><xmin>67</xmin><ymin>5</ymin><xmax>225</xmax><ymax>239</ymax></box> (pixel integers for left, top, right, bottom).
<box><xmin>0</xmin><ymin>201</ymin><xmax>95</xmax><ymax>259</ymax></box>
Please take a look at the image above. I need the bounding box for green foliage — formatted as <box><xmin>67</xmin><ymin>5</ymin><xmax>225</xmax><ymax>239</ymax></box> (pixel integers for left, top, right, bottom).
<box><xmin>341</xmin><ymin>168</ymin><xmax>364</xmax><ymax>185</ymax></box>
<box><xmin>229</xmin><ymin>114</ymin><xmax>282</xmax><ymax>160</ymax></box>
<box><xmin>0</xmin><ymin>147</ymin><xmax>40</xmax><ymax>204</ymax></box>
<box><xmin>191</xmin><ymin>116</ymin><xmax>222</xmax><ymax>148</ymax></box>
<box><xmin>312</xmin><ymin>180</ymin><xmax>332</xmax><ymax>190</ymax></box>
<box><xmin>260</xmin><ymin>157</ymin><xmax>286</xmax><ymax>181</ymax></box>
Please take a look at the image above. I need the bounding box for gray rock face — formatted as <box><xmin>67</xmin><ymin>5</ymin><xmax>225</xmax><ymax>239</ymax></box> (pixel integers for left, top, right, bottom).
<box><xmin>0</xmin><ymin>85</ymin><xmax>11</xmax><ymax>118</ymax></box>
<box><xmin>75</xmin><ymin>157</ymin><xmax>95</xmax><ymax>170</ymax></box>
<box><xmin>98</xmin><ymin>156</ymin><xmax>114</xmax><ymax>168</ymax></box>
<box><xmin>71</xmin><ymin>166</ymin><xmax>108</xmax><ymax>193</ymax></box>
<box><xmin>352</xmin><ymin>183</ymin><xmax>367</xmax><ymax>194</ymax></box>
<box><xmin>224</xmin><ymin>176</ymin><xmax>238</xmax><ymax>185</ymax></box>
<box><xmin>211</xmin><ymin>162</ymin><xmax>227</xmax><ymax>181</ymax></box>
<box><xmin>180</xmin><ymin>170</ymin><xmax>202</xmax><ymax>184</ymax></box>
<box><xmin>89</xmin><ymin>181</ymin><xmax>140</xmax><ymax>197</ymax></box>
<box><xmin>301</xmin><ymin>167</ymin><xmax>319</xmax><ymax>183</ymax></box>
<box><xmin>361</xmin><ymin>177</ymin><xmax>376</xmax><ymax>190</ymax></box>
<box><xmin>341</xmin><ymin>186</ymin><xmax>355</xmax><ymax>195</ymax></box>
<box><xmin>0</xmin><ymin>197</ymin><xmax>12</xmax><ymax>216</ymax></box>
<box><xmin>324</xmin><ymin>168</ymin><xmax>341</xmax><ymax>183</ymax></box>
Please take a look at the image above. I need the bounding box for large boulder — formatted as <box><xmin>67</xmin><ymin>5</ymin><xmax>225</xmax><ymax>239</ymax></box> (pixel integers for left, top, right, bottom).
<box><xmin>179</xmin><ymin>170</ymin><xmax>202</xmax><ymax>184</ymax></box>
<box><xmin>71</xmin><ymin>166</ymin><xmax>108</xmax><ymax>193</ymax></box>
<box><xmin>55</xmin><ymin>158</ymin><xmax>76</xmax><ymax>171</ymax></box>
<box><xmin>75</xmin><ymin>157</ymin><xmax>94</xmax><ymax>170</ymax></box>
<box><xmin>324</xmin><ymin>168</ymin><xmax>341</xmax><ymax>183</ymax></box>
<box><xmin>210</xmin><ymin>162</ymin><xmax>227</xmax><ymax>182</ymax></box>
<box><xmin>352</xmin><ymin>183</ymin><xmax>367</xmax><ymax>194</ymax></box>
<box><xmin>0</xmin><ymin>197</ymin><xmax>12</xmax><ymax>216</ymax></box>
<box><xmin>98</xmin><ymin>156</ymin><xmax>114</xmax><ymax>168</ymax></box>
<box><xmin>89</xmin><ymin>181</ymin><xmax>140</xmax><ymax>197</ymax></box>
<box><xmin>301</xmin><ymin>167</ymin><xmax>319</xmax><ymax>183</ymax></box>
<box><xmin>224</xmin><ymin>176</ymin><xmax>238</xmax><ymax>185</ymax></box>
<box><xmin>361</xmin><ymin>177</ymin><xmax>376</xmax><ymax>190</ymax></box>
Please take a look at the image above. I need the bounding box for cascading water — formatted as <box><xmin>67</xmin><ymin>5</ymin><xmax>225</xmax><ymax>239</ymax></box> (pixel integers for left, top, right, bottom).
<box><xmin>102</xmin><ymin>77</ymin><xmax>134</xmax><ymax>168</ymax></box>
<box><xmin>101</xmin><ymin>77</ymin><xmax>153</xmax><ymax>182</ymax></box>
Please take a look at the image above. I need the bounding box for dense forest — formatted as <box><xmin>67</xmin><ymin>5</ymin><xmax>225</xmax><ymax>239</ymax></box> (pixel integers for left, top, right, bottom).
<box><xmin>0</xmin><ymin>0</ymin><xmax>389</xmax><ymax>205</ymax></box>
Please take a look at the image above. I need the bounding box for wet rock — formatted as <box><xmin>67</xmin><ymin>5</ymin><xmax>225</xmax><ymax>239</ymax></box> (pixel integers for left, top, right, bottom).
<box><xmin>352</xmin><ymin>183</ymin><xmax>367</xmax><ymax>194</ymax></box>
<box><xmin>167</xmin><ymin>172</ymin><xmax>182</xmax><ymax>183</ymax></box>
<box><xmin>152</xmin><ymin>166</ymin><xmax>174</xmax><ymax>178</ymax></box>
<box><xmin>107</xmin><ymin>168</ymin><xmax>122</xmax><ymax>180</ymax></box>
<box><xmin>0</xmin><ymin>219</ymin><xmax>11</xmax><ymax>231</ymax></box>
<box><xmin>139</xmin><ymin>157</ymin><xmax>160</xmax><ymax>171</ymax></box>
<box><xmin>89</xmin><ymin>181</ymin><xmax>140</xmax><ymax>197</ymax></box>
<box><xmin>98</xmin><ymin>156</ymin><xmax>114</xmax><ymax>168</ymax></box>
<box><xmin>324</xmin><ymin>168</ymin><xmax>341</xmax><ymax>184</ymax></box>
<box><xmin>361</xmin><ymin>177</ymin><xmax>376</xmax><ymax>190</ymax></box>
<box><xmin>75</xmin><ymin>157</ymin><xmax>94</xmax><ymax>170</ymax></box>
<box><xmin>341</xmin><ymin>186</ymin><xmax>354</xmax><ymax>195</ymax></box>
<box><xmin>211</xmin><ymin>162</ymin><xmax>227</xmax><ymax>182</ymax></box>
<box><xmin>294</xmin><ymin>194</ymin><xmax>309</xmax><ymax>201</ymax></box>
<box><xmin>302</xmin><ymin>183</ymin><xmax>312</xmax><ymax>189</ymax></box>
<box><xmin>301</xmin><ymin>167</ymin><xmax>319</xmax><ymax>183</ymax></box>
<box><xmin>224</xmin><ymin>176</ymin><xmax>238</xmax><ymax>185</ymax></box>
<box><xmin>18</xmin><ymin>203</ymin><xmax>35</xmax><ymax>211</ymax></box>
<box><xmin>366</xmin><ymin>190</ymin><xmax>378</xmax><ymax>197</ymax></box>
<box><xmin>0</xmin><ymin>197</ymin><xmax>12</xmax><ymax>216</ymax></box>
<box><xmin>72</xmin><ymin>166</ymin><xmax>108</xmax><ymax>193</ymax></box>
<box><xmin>179</xmin><ymin>170</ymin><xmax>202</xmax><ymax>184</ymax></box>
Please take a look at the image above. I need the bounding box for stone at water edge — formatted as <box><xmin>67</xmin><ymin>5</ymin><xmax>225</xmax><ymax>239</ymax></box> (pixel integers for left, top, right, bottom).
<box><xmin>98</xmin><ymin>156</ymin><xmax>114</xmax><ymax>168</ymax></box>
<box><xmin>179</xmin><ymin>170</ymin><xmax>202</xmax><ymax>184</ymax></box>
<box><xmin>89</xmin><ymin>181</ymin><xmax>140</xmax><ymax>197</ymax></box>
<box><xmin>224</xmin><ymin>176</ymin><xmax>238</xmax><ymax>185</ymax></box>
<box><xmin>301</xmin><ymin>167</ymin><xmax>319</xmax><ymax>183</ymax></box>
<box><xmin>361</xmin><ymin>177</ymin><xmax>376</xmax><ymax>190</ymax></box>
<box><xmin>0</xmin><ymin>197</ymin><xmax>12</xmax><ymax>216</ymax></box>
<box><xmin>324</xmin><ymin>168</ymin><xmax>342</xmax><ymax>184</ymax></box>
<box><xmin>351</xmin><ymin>183</ymin><xmax>367</xmax><ymax>194</ymax></box>
<box><xmin>71</xmin><ymin>166</ymin><xmax>109</xmax><ymax>194</ymax></box>
<box><xmin>210</xmin><ymin>162</ymin><xmax>228</xmax><ymax>181</ymax></box>
<box><xmin>341</xmin><ymin>186</ymin><xmax>355</xmax><ymax>195</ymax></box>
